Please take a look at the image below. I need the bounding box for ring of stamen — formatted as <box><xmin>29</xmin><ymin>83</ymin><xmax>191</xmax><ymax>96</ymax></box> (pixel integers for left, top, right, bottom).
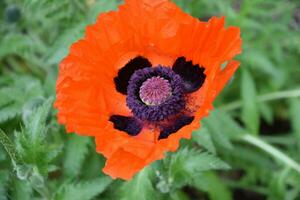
<box><xmin>126</xmin><ymin>66</ymin><xmax>185</xmax><ymax>122</ymax></box>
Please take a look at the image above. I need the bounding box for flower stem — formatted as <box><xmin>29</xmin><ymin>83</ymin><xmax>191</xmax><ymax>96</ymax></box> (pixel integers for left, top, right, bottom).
<box><xmin>240</xmin><ymin>134</ymin><xmax>300</xmax><ymax>174</ymax></box>
<box><xmin>221</xmin><ymin>88</ymin><xmax>300</xmax><ymax>111</ymax></box>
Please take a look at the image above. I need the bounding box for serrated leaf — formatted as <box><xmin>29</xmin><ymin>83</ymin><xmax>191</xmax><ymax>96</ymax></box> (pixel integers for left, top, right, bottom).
<box><xmin>0</xmin><ymin>128</ymin><xmax>22</xmax><ymax>165</ymax></box>
<box><xmin>193</xmin><ymin>128</ymin><xmax>216</xmax><ymax>154</ymax></box>
<box><xmin>202</xmin><ymin>112</ymin><xmax>234</xmax><ymax>149</ymax></box>
<box><xmin>211</xmin><ymin>109</ymin><xmax>246</xmax><ymax>138</ymax></box>
<box><xmin>56</xmin><ymin>177</ymin><xmax>112</xmax><ymax>200</ymax></box>
<box><xmin>185</xmin><ymin>151</ymin><xmax>230</xmax><ymax>172</ymax></box>
<box><xmin>0</xmin><ymin>34</ymin><xmax>32</xmax><ymax>59</ymax></box>
<box><xmin>0</xmin><ymin>76</ymin><xmax>44</xmax><ymax>123</ymax></box>
<box><xmin>169</xmin><ymin>148</ymin><xmax>193</xmax><ymax>188</ymax></box>
<box><xmin>63</xmin><ymin>134</ymin><xmax>91</xmax><ymax>177</ymax></box>
<box><xmin>169</xmin><ymin>148</ymin><xmax>230</xmax><ymax>188</ymax></box>
<box><xmin>121</xmin><ymin>167</ymin><xmax>156</xmax><ymax>200</ymax></box>
<box><xmin>16</xmin><ymin>98</ymin><xmax>54</xmax><ymax>175</ymax></box>
<box><xmin>25</xmin><ymin>98</ymin><xmax>53</xmax><ymax>141</ymax></box>
<box><xmin>0</xmin><ymin>104</ymin><xmax>21</xmax><ymax>123</ymax></box>
<box><xmin>87</xmin><ymin>0</ymin><xmax>119</xmax><ymax>22</ymax></box>
<box><xmin>0</xmin><ymin>94</ymin><xmax>12</xmax><ymax>108</ymax></box>
<box><xmin>241</xmin><ymin>69</ymin><xmax>260</xmax><ymax>135</ymax></box>
<box><xmin>22</xmin><ymin>97</ymin><xmax>45</xmax><ymax>124</ymax></box>
<box><xmin>45</xmin><ymin>23</ymin><xmax>86</xmax><ymax>66</ymax></box>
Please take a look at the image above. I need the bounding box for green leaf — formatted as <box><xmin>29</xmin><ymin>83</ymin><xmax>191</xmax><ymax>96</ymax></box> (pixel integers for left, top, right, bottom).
<box><xmin>269</xmin><ymin>167</ymin><xmax>290</xmax><ymax>200</ymax></box>
<box><xmin>44</xmin><ymin>0</ymin><xmax>119</xmax><ymax>66</ymax></box>
<box><xmin>213</xmin><ymin>110</ymin><xmax>246</xmax><ymax>137</ymax></box>
<box><xmin>0</xmin><ymin>170</ymin><xmax>9</xmax><ymax>200</ymax></box>
<box><xmin>0</xmin><ymin>148</ymin><xmax>6</xmax><ymax>161</ymax></box>
<box><xmin>224</xmin><ymin>144</ymin><xmax>274</xmax><ymax>169</ymax></box>
<box><xmin>259</xmin><ymin>102</ymin><xmax>274</xmax><ymax>125</ymax></box>
<box><xmin>186</xmin><ymin>151</ymin><xmax>230</xmax><ymax>172</ymax></box>
<box><xmin>44</xmin><ymin>23</ymin><xmax>86</xmax><ymax>66</ymax></box>
<box><xmin>202</xmin><ymin>111</ymin><xmax>234</xmax><ymax>149</ymax></box>
<box><xmin>169</xmin><ymin>148</ymin><xmax>230</xmax><ymax>188</ymax></box>
<box><xmin>121</xmin><ymin>167</ymin><xmax>156</xmax><ymax>200</ymax></box>
<box><xmin>0</xmin><ymin>105</ymin><xmax>22</xmax><ymax>123</ymax></box>
<box><xmin>245</xmin><ymin>50</ymin><xmax>280</xmax><ymax>78</ymax></box>
<box><xmin>0</xmin><ymin>76</ymin><xmax>44</xmax><ymax>123</ymax></box>
<box><xmin>81</xmin><ymin>151</ymin><xmax>105</xmax><ymax>179</ymax></box>
<box><xmin>241</xmin><ymin>134</ymin><xmax>300</xmax><ymax>174</ymax></box>
<box><xmin>0</xmin><ymin>34</ymin><xmax>32</xmax><ymax>59</ymax></box>
<box><xmin>203</xmin><ymin>172</ymin><xmax>232</xmax><ymax>200</ymax></box>
<box><xmin>16</xmin><ymin>98</ymin><xmax>54</xmax><ymax>175</ymax></box>
<box><xmin>56</xmin><ymin>177</ymin><xmax>112</xmax><ymax>200</ymax></box>
<box><xmin>171</xmin><ymin>0</ymin><xmax>190</xmax><ymax>12</ymax></box>
<box><xmin>25</xmin><ymin>98</ymin><xmax>52</xmax><ymax>141</ymax></box>
<box><xmin>289</xmin><ymin>99</ymin><xmax>300</xmax><ymax>145</ymax></box>
<box><xmin>87</xmin><ymin>0</ymin><xmax>119</xmax><ymax>22</ymax></box>
<box><xmin>0</xmin><ymin>128</ymin><xmax>21</xmax><ymax>165</ymax></box>
<box><xmin>193</xmin><ymin>127</ymin><xmax>216</xmax><ymax>154</ymax></box>
<box><xmin>12</xmin><ymin>179</ymin><xmax>33</xmax><ymax>200</ymax></box>
<box><xmin>63</xmin><ymin>134</ymin><xmax>91</xmax><ymax>177</ymax></box>
<box><xmin>170</xmin><ymin>190</ymin><xmax>190</xmax><ymax>200</ymax></box>
<box><xmin>241</xmin><ymin>69</ymin><xmax>260</xmax><ymax>135</ymax></box>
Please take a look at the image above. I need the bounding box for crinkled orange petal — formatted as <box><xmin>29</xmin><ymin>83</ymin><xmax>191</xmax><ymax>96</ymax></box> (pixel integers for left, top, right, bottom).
<box><xmin>103</xmin><ymin>148</ymin><xmax>146</xmax><ymax>180</ymax></box>
<box><xmin>55</xmin><ymin>0</ymin><xmax>242</xmax><ymax>180</ymax></box>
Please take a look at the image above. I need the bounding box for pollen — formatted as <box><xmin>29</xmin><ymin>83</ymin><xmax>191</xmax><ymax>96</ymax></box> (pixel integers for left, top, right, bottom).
<box><xmin>139</xmin><ymin>76</ymin><xmax>172</xmax><ymax>106</ymax></box>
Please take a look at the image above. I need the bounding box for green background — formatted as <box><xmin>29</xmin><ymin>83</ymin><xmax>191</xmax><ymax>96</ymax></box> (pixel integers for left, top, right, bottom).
<box><xmin>0</xmin><ymin>0</ymin><xmax>300</xmax><ymax>199</ymax></box>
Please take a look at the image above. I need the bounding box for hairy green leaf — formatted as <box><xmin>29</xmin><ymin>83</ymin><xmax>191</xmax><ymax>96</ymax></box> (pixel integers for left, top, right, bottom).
<box><xmin>25</xmin><ymin>98</ymin><xmax>52</xmax><ymax>141</ymax></box>
<box><xmin>121</xmin><ymin>167</ymin><xmax>156</xmax><ymax>200</ymax></box>
<box><xmin>56</xmin><ymin>177</ymin><xmax>112</xmax><ymax>200</ymax></box>
<box><xmin>202</xmin><ymin>111</ymin><xmax>234</xmax><ymax>149</ymax></box>
<box><xmin>169</xmin><ymin>148</ymin><xmax>230</xmax><ymax>188</ymax></box>
<box><xmin>0</xmin><ymin>76</ymin><xmax>44</xmax><ymax>123</ymax></box>
<box><xmin>0</xmin><ymin>128</ymin><xmax>21</xmax><ymax>165</ymax></box>
<box><xmin>193</xmin><ymin>127</ymin><xmax>216</xmax><ymax>154</ymax></box>
<box><xmin>63</xmin><ymin>134</ymin><xmax>91</xmax><ymax>177</ymax></box>
<box><xmin>16</xmin><ymin>98</ymin><xmax>53</xmax><ymax>175</ymax></box>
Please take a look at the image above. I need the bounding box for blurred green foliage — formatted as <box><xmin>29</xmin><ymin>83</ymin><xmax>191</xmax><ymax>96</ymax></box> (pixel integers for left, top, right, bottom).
<box><xmin>0</xmin><ymin>0</ymin><xmax>300</xmax><ymax>199</ymax></box>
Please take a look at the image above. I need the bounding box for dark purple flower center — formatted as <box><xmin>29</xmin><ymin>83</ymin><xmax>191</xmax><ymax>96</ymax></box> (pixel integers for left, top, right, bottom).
<box><xmin>111</xmin><ymin>56</ymin><xmax>206</xmax><ymax>139</ymax></box>
<box><xmin>139</xmin><ymin>76</ymin><xmax>172</xmax><ymax>106</ymax></box>
<box><xmin>126</xmin><ymin>66</ymin><xmax>185</xmax><ymax>122</ymax></box>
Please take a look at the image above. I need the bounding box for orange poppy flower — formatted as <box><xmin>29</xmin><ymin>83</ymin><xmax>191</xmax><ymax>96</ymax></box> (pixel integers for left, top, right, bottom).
<box><xmin>55</xmin><ymin>0</ymin><xmax>242</xmax><ymax>180</ymax></box>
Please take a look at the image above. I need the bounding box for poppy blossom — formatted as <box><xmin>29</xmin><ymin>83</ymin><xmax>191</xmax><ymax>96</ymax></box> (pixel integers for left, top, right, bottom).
<box><xmin>55</xmin><ymin>0</ymin><xmax>242</xmax><ymax>180</ymax></box>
